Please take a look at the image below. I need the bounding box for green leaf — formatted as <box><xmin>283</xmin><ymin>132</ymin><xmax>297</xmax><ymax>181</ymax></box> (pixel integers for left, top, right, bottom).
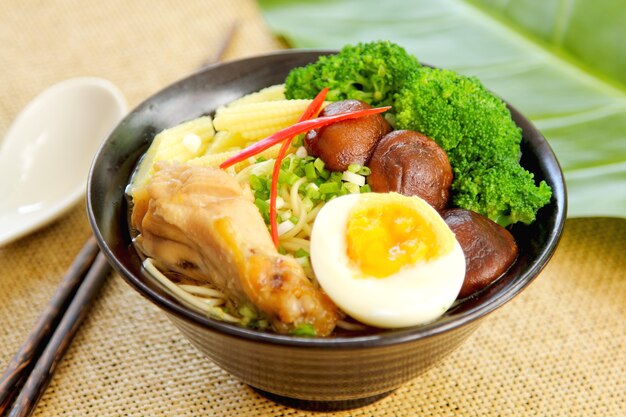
<box><xmin>259</xmin><ymin>0</ymin><xmax>626</xmax><ymax>218</ymax></box>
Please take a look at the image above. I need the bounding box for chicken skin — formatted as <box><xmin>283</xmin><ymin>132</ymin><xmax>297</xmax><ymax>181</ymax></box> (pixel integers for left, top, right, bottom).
<box><xmin>132</xmin><ymin>162</ymin><xmax>338</xmax><ymax>336</ymax></box>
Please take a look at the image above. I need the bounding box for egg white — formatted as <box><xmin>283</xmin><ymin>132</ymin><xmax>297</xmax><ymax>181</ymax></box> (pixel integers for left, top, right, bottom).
<box><xmin>310</xmin><ymin>193</ymin><xmax>465</xmax><ymax>329</ymax></box>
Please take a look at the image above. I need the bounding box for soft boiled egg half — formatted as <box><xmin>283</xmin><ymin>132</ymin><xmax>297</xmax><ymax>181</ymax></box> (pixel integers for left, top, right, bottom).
<box><xmin>310</xmin><ymin>192</ymin><xmax>465</xmax><ymax>328</ymax></box>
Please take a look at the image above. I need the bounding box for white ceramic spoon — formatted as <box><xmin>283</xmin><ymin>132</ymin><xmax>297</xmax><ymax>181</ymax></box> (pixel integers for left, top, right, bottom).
<box><xmin>0</xmin><ymin>77</ymin><xmax>127</xmax><ymax>246</ymax></box>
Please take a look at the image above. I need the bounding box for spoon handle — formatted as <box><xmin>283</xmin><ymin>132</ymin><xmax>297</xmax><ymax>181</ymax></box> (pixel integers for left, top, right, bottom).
<box><xmin>0</xmin><ymin>237</ymin><xmax>99</xmax><ymax>413</ymax></box>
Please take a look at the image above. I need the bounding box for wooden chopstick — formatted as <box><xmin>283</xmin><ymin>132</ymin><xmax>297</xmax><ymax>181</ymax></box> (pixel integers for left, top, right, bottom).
<box><xmin>0</xmin><ymin>22</ymin><xmax>239</xmax><ymax>416</ymax></box>
<box><xmin>5</xmin><ymin>252</ymin><xmax>111</xmax><ymax>417</ymax></box>
<box><xmin>198</xmin><ymin>19</ymin><xmax>239</xmax><ymax>68</ymax></box>
<box><xmin>0</xmin><ymin>237</ymin><xmax>100</xmax><ymax>413</ymax></box>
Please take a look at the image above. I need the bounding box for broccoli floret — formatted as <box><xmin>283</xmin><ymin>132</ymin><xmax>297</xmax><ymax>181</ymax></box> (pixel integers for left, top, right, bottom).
<box><xmin>395</xmin><ymin>67</ymin><xmax>551</xmax><ymax>226</ymax></box>
<box><xmin>453</xmin><ymin>160</ymin><xmax>552</xmax><ymax>227</ymax></box>
<box><xmin>395</xmin><ymin>67</ymin><xmax>522</xmax><ymax>171</ymax></box>
<box><xmin>285</xmin><ymin>40</ymin><xmax>420</xmax><ymax>107</ymax></box>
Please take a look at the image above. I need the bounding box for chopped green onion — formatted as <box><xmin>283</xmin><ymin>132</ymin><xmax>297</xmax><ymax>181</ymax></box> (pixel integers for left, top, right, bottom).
<box><xmin>319</xmin><ymin>182</ymin><xmax>340</xmax><ymax>195</ymax></box>
<box><xmin>278</xmin><ymin>169</ymin><xmax>300</xmax><ymax>185</ymax></box>
<box><xmin>254</xmin><ymin>198</ymin><xmax>270</xmax><ymax>222</ymax></box>
<box><xmin>248</xmin><ymin>174</ymin><xmax>264</xmax><ymax>191</ymax></box>
<box><xmin>313</xmin><ymin>158</ymin><xmax>325</xmax><ymax>173</ymax></box>
<box><xmin>318</xmin><ymin>169</ymin><xmax>330</xmax><ymax>180</ymax></box>
<box><xmin>280</xmin><ymin>157</ymin><xmax>291</xmax><ymax>170</ymax></box>
<box><xmin>342</xmin><ymin>170</ymin><xmax>366</xmax><ymax>186</ymax></box>
<box><xmin>238</xmin><ymin>305</ymin><xmax>257</xmax><ymax>320</ymax></box>
<box><xmin>304</xmin><ymin>162</ymin><xmax>317</xmax><ymax>180</ymax></box>
<box><xmin>291</xmin><ymin>134</ymin><xmax>304</xmax><ymax>147</ymax></box>
<box><xmin>330</xmin><ymin>171</ymin><xmax>343</xmax><ymax>182</ymax></box>
<box><xmin>343</xmin><ymin>182</ymin><xmax>360</xmax><ymax>194</ymax></box>
<box><xmin>250</xmin><ymin>159</ymin><xmax>274</xmax><ymax>177</ymax></box>
<box><xmin>302</xmin><ymin>197</ymin><xmax>314</xmax><ymax>212</ymax></box>
<box><xmin>358</xmin><ymin>166</ymin><xmax>371</xmax><ymax>176</ymax></box>
<box><xmin>294</xmin><ymin>248</ymin><xmax>309</xmax><ymax>258</ymax></box>
<box><xmin>360</xmin><ymin>184</ymin><xmax>372</xmax><ymax>193</ymax></box>
<box><xmin>347</xmin><ymin>163</ymin><xmax>362</xmax><ymax>173</ymax></box>
<box><xmin>305</xmin><ymin>183</ymin><xmax>320</xmax><ymax>199</ymax></box>
<box><xmin>290</xmin><ymin>323</ymin><xmax>317</xmax><ymax>337</ymax></box>
<box><xmin>305</xmin><ymin>182</ymin><xmax>319</xmax><ymax>192</ymax></box>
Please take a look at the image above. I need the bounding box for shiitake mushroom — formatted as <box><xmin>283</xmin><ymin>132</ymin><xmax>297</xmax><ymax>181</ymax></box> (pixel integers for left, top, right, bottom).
<box><xmin>304</xmin><ymin>100</ymin><xmax>391</xmax><ymax>171</ymax></box>
<box><xmin>442</xmin><ymin>208</ymin><xmax>519</xmax><ymax>298</ymax></box>
<box><xmin>366</xmin><ymin>130</ymin><xmax>453</xmax><ymax>211</ymax></box>
<box><xmin>304</xmin><ymin>106</ymin><xmax>517</xmax><ymax>299</ymax></box>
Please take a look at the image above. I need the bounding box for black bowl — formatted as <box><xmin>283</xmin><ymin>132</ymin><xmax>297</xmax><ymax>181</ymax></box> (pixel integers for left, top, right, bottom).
<box><xmin>87</xmin><ymin>50</ymin><xmax>566</xmax><ymax>409</ymax></box>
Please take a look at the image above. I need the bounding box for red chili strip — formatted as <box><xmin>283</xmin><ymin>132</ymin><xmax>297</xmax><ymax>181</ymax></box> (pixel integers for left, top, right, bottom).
<box><xmin>298</xmin><ymin>87</ymin><xmax>329</xmax><ymax>121</ymax></box>
<box><xmin>219</xmin><ymin>105</ymin><xmax>391</xmax><ymax>170</ymax></box>
<box><xmin>269</xmin><ymin>88</ymin><xmax>328</xmax><ymax>248</ymax></box>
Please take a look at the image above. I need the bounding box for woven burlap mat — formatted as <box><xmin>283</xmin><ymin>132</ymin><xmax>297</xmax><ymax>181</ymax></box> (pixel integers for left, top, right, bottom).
<box><xmin>1</xmin><ymin>1</ymin><xmax>624</xmax><ymax>416</ymax></box>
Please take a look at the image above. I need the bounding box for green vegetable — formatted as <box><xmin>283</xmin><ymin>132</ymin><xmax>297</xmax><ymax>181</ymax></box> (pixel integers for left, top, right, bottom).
<box><xmin>304</xmin><ymin>162</ymin><xmax>317</xmax><ymax>179</ymax></box>
<box><xmin>294</xmin><ymin>248</ymin><xmax>309</xmax><ymax>258</ymax></box>
<box><xmin>254</xmin><ymin>198</ymin><xmax>270</xmax><ymax>223</ymax></box>
<box><xmin>290</xmin><ymin>323</ymin><xmax>317</xmax><ymax>337</ymax></box>
<box><xmin>278</xmin><ymin>170</ymin><xmax>299</xmax><ymax>185</ymax></box>
<box><xmin>347</xmin><ymin>163</ymin><xmax>361</xmax><ymax>173</ymax></box>
<box><xmin>319</xmin><ymin>182</ymin><xmax>340</xmax><ymax>195</ymax></box>
<box><xmin>342</xmin><ymin>182</ymin><xmax>360</xmax><ymax>194</ymax></box>
<box><xmin>357</xmin><ymin>166</ymin><xmax>371</xmax><ymax>176</ymax></box>
<box><xmin>249</xmin><ymin>154</ymin><xmax>373</xmax><ymax>226</ymax></box>
<box><xmin>346</xmin><ymin>164</ymin><xmax>371</xmax><ymax>176</ymax></box>
<box><xmin>395</xmin><ymin>66</ymin><xmax>552</xmax><ymax>226</ymax></box>
<box><xmin>313</xmin><ymin>157</ymin><xmax>325</xmax><ymax>173</ymax></box>
<box><xmin>305</xmin><ymin>183</ymin><xmax>320</xmax><ymax>199</ymax></box>
<box><xmin>454</xmin><ymin>160</ymin><xmax>553</xmax><ymax>227</ymax></box>
<box><xmin>248</xmin><ymin>174</ymin><xmax>265</xmax><ymax>193</ymax></box>
<box><xmin>291</xmin><ymin>134</ymin><xmax>304</xmax><ymax>147</ymax></box>
<box><xmin>238</xmin><ymin>304</ymin><xmax>258</xmax><ymax>320</ymax></box>
<box><xmin>285</xmin><ymin>40</ymin><xmax>420</xmax><ymax>107</ymax></box>
<box><xmin>395</xmin><ymin>67</ymin><xmax>522</xmax><ymax>171</ymax></box>
<box><xmin>238</xmin><ymin>304</ymin><xmax>269</xmax><ymax>330</ymax></box>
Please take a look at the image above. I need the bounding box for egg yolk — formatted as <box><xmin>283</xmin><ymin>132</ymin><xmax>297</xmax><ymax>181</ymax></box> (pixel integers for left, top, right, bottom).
<box><xmin>345</xmin><ymin>194</ymin><xmax>453</xmax><ymax>278</ymax></box>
